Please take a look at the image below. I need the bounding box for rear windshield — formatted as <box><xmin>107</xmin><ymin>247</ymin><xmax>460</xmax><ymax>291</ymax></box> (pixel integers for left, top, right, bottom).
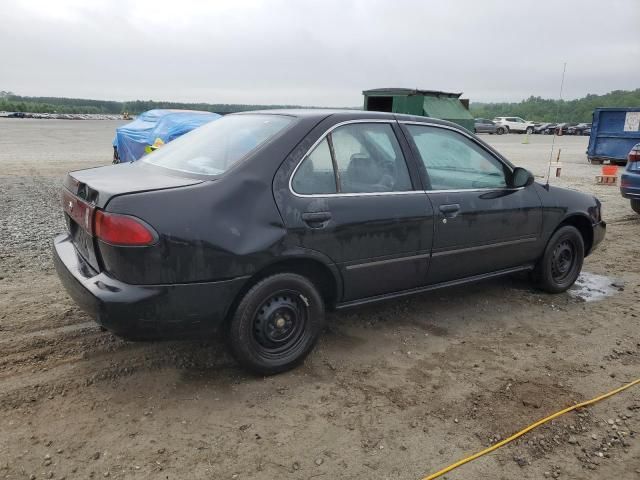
<box><xmin>143</xmin><ymin>114</ymin><xmax>294</xmax><ymax>176</ymax></box>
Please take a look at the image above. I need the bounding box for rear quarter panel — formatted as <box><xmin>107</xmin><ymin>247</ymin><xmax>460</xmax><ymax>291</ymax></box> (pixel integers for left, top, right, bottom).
<box><xmin>99</xmin><ymin>116</ymin><xmax>324</xmax><ymax>285</ymax></box>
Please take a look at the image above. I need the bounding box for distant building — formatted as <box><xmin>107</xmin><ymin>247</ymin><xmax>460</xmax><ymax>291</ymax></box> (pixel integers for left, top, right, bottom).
<box><xmin>363</xmin><ymin>88</ymin><xmax>474</xmax><ymax>132</ymax></box>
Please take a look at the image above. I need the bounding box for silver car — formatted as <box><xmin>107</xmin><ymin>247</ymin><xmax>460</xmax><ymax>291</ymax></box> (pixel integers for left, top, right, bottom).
<box><xmin>474</xmin><ymin>118</ymin><xmax>505</xmax><ymax>135</ymax></box>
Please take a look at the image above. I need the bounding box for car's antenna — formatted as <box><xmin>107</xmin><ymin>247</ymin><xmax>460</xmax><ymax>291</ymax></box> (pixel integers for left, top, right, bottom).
<box><xmin>545</xmin><ymin>62</ymin><xmax>567</xmax><ymax>188</ymax></box>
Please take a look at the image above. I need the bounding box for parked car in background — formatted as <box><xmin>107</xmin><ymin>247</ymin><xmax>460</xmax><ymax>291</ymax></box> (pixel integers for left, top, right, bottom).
<box><xmin>53</xmin><ymin>109</ymin><xmax>606</xmax><ymax>374</ymax></box>
<box><xmin>535</xmin><ymin>123</ymin><xmax>557</xmax><ymax>134</ymax></box>
<box><xmin>555</xmin><ymin>123</ymin><xmax>577</xmax><ymax>135</ymax></box>
<box><xmin>621</xmin><ymin>143</ymin><xmax>640</xmax><ymax>214</ymax></box>
<box><xmin>474</xmin><ymin>118</ymin><xmax>504</xmax><ymax>134</ymax></box>
<box><xmin>568</xmin><ymin>123</ymin><xmax>591</xmax><ymax>135</ymax></box>
<box><xmin>113</xmin><ymin>109</ymin><xmax>221</xmax><ymax>163</ymax></box>
<box><xmin>493</xmin><ymin>117</ymin><xmax>536</xmax><ymax>134</ymax></box>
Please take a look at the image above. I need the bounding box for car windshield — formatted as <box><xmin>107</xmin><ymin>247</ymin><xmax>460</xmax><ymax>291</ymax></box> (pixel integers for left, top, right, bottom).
<box><xmin>143</xmin><ymin>114</ymin><xmax>294</xmax><ymax>176</ymax></box>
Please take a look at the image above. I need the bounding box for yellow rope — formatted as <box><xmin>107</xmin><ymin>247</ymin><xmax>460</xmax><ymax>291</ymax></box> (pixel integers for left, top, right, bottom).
<box><xmin>422</xmin><ymin>377</ymin><xmax>640</xmax><ymax>480</ymax></box>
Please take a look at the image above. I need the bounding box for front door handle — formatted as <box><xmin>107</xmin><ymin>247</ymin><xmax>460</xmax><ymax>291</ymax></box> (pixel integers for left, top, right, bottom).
<box><xmin>302</xmin><ymin>211</ymin><xmax>331</xmax><ymax>228</ymax></box>
<box><xmin>439</xmin><ymin>203</ymin><xmax>461</xmax><ymax>218</ymax></box>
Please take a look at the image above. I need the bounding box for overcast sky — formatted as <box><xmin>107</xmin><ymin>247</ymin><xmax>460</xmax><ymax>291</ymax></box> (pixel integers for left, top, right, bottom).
<box><xmin>1</xmin><ymin>0</ymin><xmax>638</xmax><ymax>106</ymax></box>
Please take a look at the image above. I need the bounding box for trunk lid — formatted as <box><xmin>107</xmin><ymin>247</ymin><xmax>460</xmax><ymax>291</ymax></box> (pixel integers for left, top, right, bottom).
<box><xmin>62</xmin><ymin>162</ymin><xmax>202</xmax><ymax>271</ymax></box>
<box><xmin>64</xmin><ymin>162</ymin><xmax>202</xmax><ymax>208</ymax></box>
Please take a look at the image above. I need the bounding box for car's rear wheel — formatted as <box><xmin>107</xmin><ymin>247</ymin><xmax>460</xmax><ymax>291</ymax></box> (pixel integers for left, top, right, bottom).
<box><xmin>227</xmin><ymin>273</ymin><xmax>325</xmax><ymax>375</ymax></box>
<box><xmin>526</xmin><ymin>127</ymin><xmax>534</xmax><ymax>134</ymax></box>
<box><xmin>533</xmin><ymin>225</ymin><xmax>584</xmax><ymax>293</ymax></box>
<box><xmin>497</xmin><ymin>127</ymin><xmax>506</xmax><ymax>135</ymax></box>
<box><xmin>631</xmin><ymin>199</ymin><xmax>640</xmax><ymax>215</ymax></box>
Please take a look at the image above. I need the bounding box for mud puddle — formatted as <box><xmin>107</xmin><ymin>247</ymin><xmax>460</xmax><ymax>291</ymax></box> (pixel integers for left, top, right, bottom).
<box><xmin>569</xmin><ymin>271</ymin><xmax>621</xmax><ymax>302</ymax></box>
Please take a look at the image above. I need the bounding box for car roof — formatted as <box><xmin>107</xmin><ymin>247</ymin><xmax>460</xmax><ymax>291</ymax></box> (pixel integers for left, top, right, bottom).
<box><xmin>236</xmin><ymin>108</ymin><xmax>464</xmax><ymax>129</ymax></box>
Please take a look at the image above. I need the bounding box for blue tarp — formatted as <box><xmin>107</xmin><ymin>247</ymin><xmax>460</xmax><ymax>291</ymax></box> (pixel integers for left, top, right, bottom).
<box><xmin>113</xmin><ymin>109</ymin><xmax>221</xmax><ymax>162</ymax></box>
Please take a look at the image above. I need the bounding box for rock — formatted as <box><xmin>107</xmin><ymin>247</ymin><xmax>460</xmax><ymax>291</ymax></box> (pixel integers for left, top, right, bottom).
<box><xmin>513</xmin><ymin>455</ymin><xmax>528</xmax><ymax>467</ymax></box>
<box><xmin>91</xmin><ymin>451</ymin><xmax>101</xmax><ymax>460</ymax></box>
<box><xmin>591</xmin><ymin>434</ymin><xmax>598</xmax><ymax>440</ymax></box>
<box><xmin>315</xmin><ymin>458</ymin><xmax>324</xmax><ymax>466</ymax></box>
<box><xmin>29</xmin><ymin>475</ymin><xmax>36</xmax><ymax>480</ymax></box>
<box><xmin>523</xmin><ymin>398</ymin><xmax>541</xmax><ymax>409</ymax></box>
<box><xmin>567</xmin><ymin>435</ymin><xmax>578</xmax><ymax>445</ymax></box>
<box><xmin>292</xmin><ymin>462</ymin><xmax>300</xmax><ymax>471</ymax></box>
<box><xmin>607</xmin><ymin>419</ymin><xmax>615</xmax><ymax>425</ymax></box>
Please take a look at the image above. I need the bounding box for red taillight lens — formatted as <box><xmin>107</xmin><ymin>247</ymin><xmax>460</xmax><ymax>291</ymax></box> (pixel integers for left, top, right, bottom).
<box><xmin>94</xmin><ymin>211</ymin><xmax>156</xmax><ymax>246</ymax></box>
<box><xmin>628</xmin><ymin>148</ymin><xmax>640</xmax><ymax>163</ymax></box>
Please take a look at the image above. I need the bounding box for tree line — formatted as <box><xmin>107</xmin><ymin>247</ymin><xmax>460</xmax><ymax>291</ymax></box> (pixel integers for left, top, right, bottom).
<box><xmin>470</xmin><ymin>88</ymin><xmax>640</xmax><ymax>123</ymax></box>
<box><xmin>0</xmin><ymin>93</ymin><xmax>306</xmax><ymax>115</ymax></box>
<box><xmin>1</xmin><ymin>88</ymin><xmax>638</xmax><ymax>120</ymax></box>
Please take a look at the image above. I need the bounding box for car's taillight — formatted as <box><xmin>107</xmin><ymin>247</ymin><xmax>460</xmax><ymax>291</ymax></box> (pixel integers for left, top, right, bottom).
<box><xmin>94</xmin><ymin>211</ymin><xmax>156</xmax><ymax>246</ymax></box>
<box><xmin>628</xmin><ymin>146</ymin><xmax>640</xmax><ymax>163</ymax></box>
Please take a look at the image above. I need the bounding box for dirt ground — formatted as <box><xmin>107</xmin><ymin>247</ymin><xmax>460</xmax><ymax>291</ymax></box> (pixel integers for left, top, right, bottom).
<box><xmin>1</xmin><ymin>119</ymin><xmax>639</xmax><ymax>480</ymax></box>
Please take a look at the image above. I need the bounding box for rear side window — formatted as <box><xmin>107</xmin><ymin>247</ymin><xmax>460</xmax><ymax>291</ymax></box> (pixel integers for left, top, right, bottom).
<box><xmin>291</xmin><ymin>123</ymin><xmax>413</xmax><ymax>195</ymax></box>
<box><xmin>291</xmin><ymin>138</ymin><xmax>337</xmax><ymax>194</ymax></box>
<box><xmin>406</xmin><ymin>125</ymin><xmax>508</xmax><ymax>190</ymax></box>
<box><xmin>144</xmin><ymin>114</ymin><xmax>294</xmax><ymax>176</ymax></box>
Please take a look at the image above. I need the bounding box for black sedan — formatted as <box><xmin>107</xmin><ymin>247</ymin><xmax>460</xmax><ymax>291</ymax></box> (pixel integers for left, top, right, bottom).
<box><xmin>54</xmin><ymin>110</ymin><xmax>606</xmax><ymax>374</ymax></box>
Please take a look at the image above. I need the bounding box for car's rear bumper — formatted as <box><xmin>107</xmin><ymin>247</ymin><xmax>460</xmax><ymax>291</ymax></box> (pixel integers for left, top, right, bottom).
<box><xmin>620</xmin><ymin>172</ymin><xmax>640</xmax><ymax>199</ymax></box>
<box><xmin>53</xmin><ymin>234</ymin><xmax>248</xmax><ymax>338</ymax></box>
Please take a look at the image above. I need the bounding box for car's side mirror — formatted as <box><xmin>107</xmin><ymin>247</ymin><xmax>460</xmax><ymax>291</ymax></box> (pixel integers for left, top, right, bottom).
<box><xmin>511</xmin><ymin>167</ymin><xmax>535</xmax><ymax>188</ymax></box>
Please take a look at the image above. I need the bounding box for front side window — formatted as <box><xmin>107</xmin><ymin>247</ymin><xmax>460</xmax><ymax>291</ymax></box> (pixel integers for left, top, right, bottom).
<box><xmin>406</xmin><ymin>125</ymin><xmax>508</xmax><ymax>190</ymax></box>
<box><xmin>291</xmin><ymin>123</ymin><xmax>413</xmax><ymax>195</ymax></box>
<box><xmin>144</xmin><ymin>114</ymin><xmax>294</xmax><ymax>176</ymax></box>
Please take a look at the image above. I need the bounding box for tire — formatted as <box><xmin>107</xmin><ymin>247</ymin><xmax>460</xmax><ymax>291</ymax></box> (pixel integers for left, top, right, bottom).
<box><xmin>631</xmin><ymin>200</ymin><xmax>640</xmax><ymax>215</ymax></box>
<box><xmin>533</xmin><ymin>225</ymin><xmax>584</xmax><ymax>293</ymax></box>
<box><xmin>497</xmin><ymin>127</ymin><xmax>506</xmax><ymax>135</ymax></box>
<box><xmin>227</xmin><ymin>273</ymin><xmax>325</xmax><ymax>375</ymax></box>
<box><xmin>526</xmin><ymin>127</ymin><xmax>534</xmax><ymax>134</ymax></box>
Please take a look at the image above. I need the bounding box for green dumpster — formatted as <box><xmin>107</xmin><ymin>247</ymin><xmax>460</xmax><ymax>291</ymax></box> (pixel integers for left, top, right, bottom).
<box><xmin>363</xmin><ymin>88</ymin><xmax>474</xmax><ymax>132</ymax></box>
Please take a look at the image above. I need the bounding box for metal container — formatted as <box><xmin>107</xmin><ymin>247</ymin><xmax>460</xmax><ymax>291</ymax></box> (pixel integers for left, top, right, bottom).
<box><xmin>363</xmin><ymin>88</ymin><xmax>474</xmax><ymax>132</ymax></box>
<box><xmin>587</xmin><ymin>107</ymin><xmax>640</xmax><ymax>165</ymax></box>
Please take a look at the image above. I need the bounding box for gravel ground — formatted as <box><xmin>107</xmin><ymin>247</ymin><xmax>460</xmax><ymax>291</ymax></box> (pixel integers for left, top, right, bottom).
<box><xmin>0</xmin><ymin>119</ymin><xmax>639</xmax><ymax>480</ymax></box>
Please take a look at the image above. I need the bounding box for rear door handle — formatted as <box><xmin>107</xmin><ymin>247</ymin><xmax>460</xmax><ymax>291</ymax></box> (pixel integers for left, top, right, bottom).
<box><xmin>439</xmin><ymin>203</ymin><xmax>461</xmax><ymax>218</ymax></box>
<box><xmin>302</xmin><ymin>211</ymin><xmax>331</xmax><ymax>228</ymax></box>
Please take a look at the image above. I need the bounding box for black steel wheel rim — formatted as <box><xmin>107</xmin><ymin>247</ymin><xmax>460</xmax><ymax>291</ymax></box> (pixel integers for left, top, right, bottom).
<box><xmin>252</xmin><ymin>290</ymin><xmax>307</xmax><ymax>358</ymax></box>
<box><xmin>551</xmin><ymin>239</ymin><xmax>575</xmax><ymax>282</ymax></box>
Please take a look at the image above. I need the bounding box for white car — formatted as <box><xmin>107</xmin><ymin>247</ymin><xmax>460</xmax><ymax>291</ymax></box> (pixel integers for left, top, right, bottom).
<box><xmin>493</xmin><ymin>116</ymin><xmax>536</xmax><ymax>134</ymax></box>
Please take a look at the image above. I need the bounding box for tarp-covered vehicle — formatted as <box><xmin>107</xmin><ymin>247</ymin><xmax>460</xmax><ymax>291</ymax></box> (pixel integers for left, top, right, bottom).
<box><xmin>113</xmin><ymin>109</ymin><xmax>221</xmax><ymax>162</ymax></box>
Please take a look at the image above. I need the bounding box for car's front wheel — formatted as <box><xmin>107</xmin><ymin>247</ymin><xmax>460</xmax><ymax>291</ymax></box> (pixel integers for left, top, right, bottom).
<box><xmin>227</xmin><ymin>273</ymin><xmax>325</xmax><ymax>375</ymax></box>
<box><xmin>533</xmin><ymin>225</ymin><xmax>584</xmax><ymax>293</ymax></box>
<box><xmin>631</xmin><ymin>199</ymin><xmax>640</xmax><ymax>215</ymax></box>
<box><xmin>526</xmin><ymin>127</ymin><xmax>534</xmax><ymax>134</ymax></box>
<box><xmin>497</xmin><ymin>127</ymin><xmax>506</xmax><ymax>135</ymax></box>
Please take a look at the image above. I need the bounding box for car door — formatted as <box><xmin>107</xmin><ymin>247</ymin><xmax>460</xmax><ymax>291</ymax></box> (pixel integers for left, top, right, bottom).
<box><xmin>401</xmin><ymin>122</ymin><xmax>543</xmax><ymax>283</ymax></box>
<box><xmin>279</xmin><ymin>120</ymin><xmax>435</xmax><ymax>301</ymax></box>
